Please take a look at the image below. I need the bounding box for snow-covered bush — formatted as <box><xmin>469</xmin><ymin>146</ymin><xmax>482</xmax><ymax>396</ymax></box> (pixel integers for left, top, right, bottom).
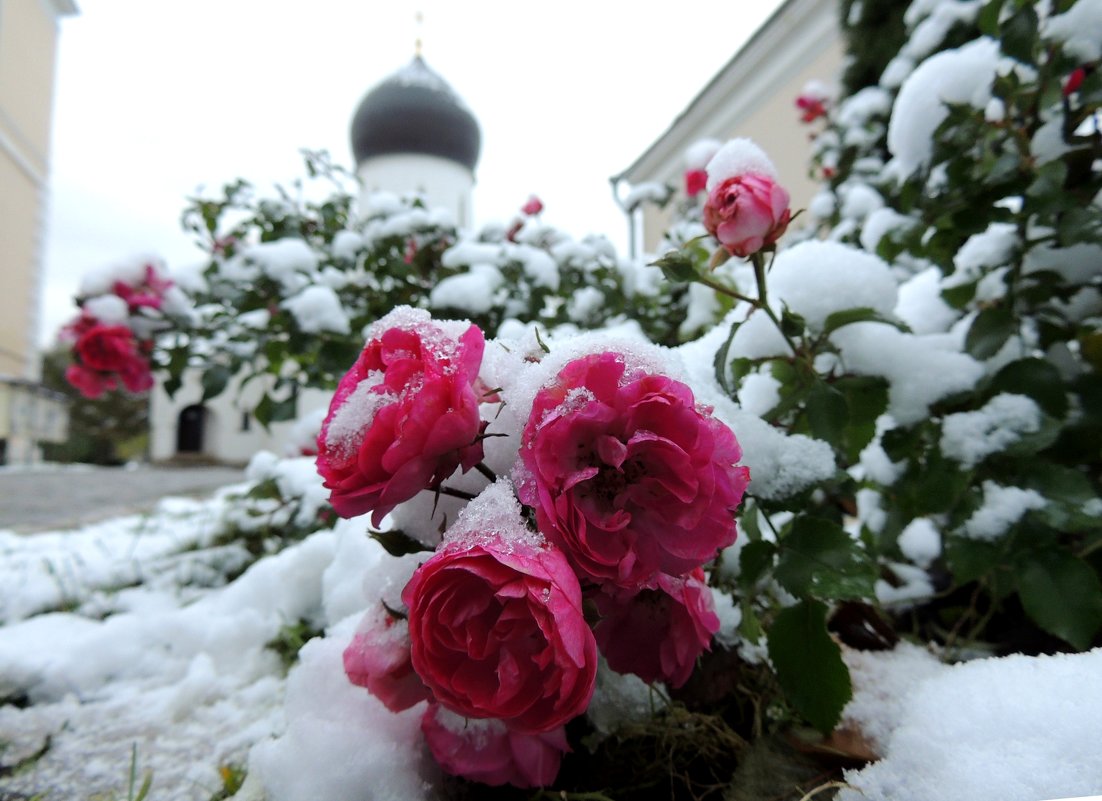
<box><xmin>47</xmin><ymin>1</ymin><xmax>1102</xmax><ymax>797</ymax></box>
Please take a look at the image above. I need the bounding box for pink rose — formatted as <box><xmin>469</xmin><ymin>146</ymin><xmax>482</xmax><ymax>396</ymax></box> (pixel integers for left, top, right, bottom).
<box><xmin>75</xmin><ymin>324</ymin><xmax>139</xmax><ymax>373</ymax></box>
<box><xmin>315</xmin><ymin>310</ymin><xmax>486</xmax><ymax>524</ymax></box>
<box><xmin>65</xmin><ymin>363</ymin><xmax>114</xmax><ymax>399</ymax></box>
<box><xmin>521</xmin><ymin>195</ymin><xmax>544</xmax><ymax>216</ymax></box>
<box><xmin>402</xmin><ymin>531</ymin><xmax>597</xmax><ymax>733</ymax></box>
<box><xmin>421</xmin><ymin>703</ymin><xmax>568</xmax><ymax>788</ymax></box>
<box><xmin>703</xmin><ymin>174</ymin><xmax>791</xmax><ymax>259</ymax></box>
<box><xmin>592</xmin><ymin>568</ymin><xmax>720</xmax><ymax>688</ymax></box>
<box><xmin>518</xmin><ymin>352</ymin><xmax>749</xmax><ymax>587</ymax></box>
<box><xmin>343</xmin><ymin>607</ymin><xmax>429</xmax><ymax>713</ymax></box>
<box><xmin>113</xmin><ymin>264</ymin><xmax>172</xmax><ymax>311</ymax></box>
<box><xmin>684</xmin><ymin>169</ymin><xmax>708</xmax><ymax>197</ymax></box>
<box><xmin>795</xmin><ymin>94</ymin><xmax>828</xmax><ymax>123</ymax></box>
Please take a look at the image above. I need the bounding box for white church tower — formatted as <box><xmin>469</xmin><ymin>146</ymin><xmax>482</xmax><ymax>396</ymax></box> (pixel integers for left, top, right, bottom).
<box><xmin>150</xmin><ymin>53</ymin><xmax>482</xmax><ymax>464</ymax></box>
<box><xmin>350</xmin><ymin>53</ymin><xmax>481</xmax><ymax>227</ymax></box>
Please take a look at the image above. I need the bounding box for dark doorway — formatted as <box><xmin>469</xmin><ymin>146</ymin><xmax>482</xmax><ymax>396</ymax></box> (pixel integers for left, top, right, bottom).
<box><xmin>177</xmin><ymin>405</ymin><xmax>206</xmax><ymax>453</ymax></box>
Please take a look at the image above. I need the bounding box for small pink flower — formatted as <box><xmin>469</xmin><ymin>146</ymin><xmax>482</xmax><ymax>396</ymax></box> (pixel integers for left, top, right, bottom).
<box><xmin>402</xmin><ymin>529</ymin><xmax>597</xmax><ymax>733</ymax></box>
<box><xmin>1064</xmin><ymin>66</ymin><xmax>1087</xmax><ymax>97</ymax></box>
<box><xmin>65</xmin><ymin>363</ymin><xmax>114</xmax><ymax>399</ymax></box>
<box><xmin>684</xmin><ymin>169</ymin><xmax>708</xmax><ymax>197</ymax></box>
<box><xmin>315</xmin><ymin>309</ymin><xmax>486</xmax><ymax>524</ymax></box>
<box><xmin>113</xmin><ymin>264</ymin><xmax>173</xmax><ymax>311</ymax></box>
<box><xmin>521</xmin><ymin>195</ymin><xmax>544</xmax><ymax>216</ymax></box>
<box><xmin>795</xmin><ymin>94</ymin><xmax>828</xmax><ymax>123</ymax></box>
<box><xmin>592</xmin><ymin>568</ymin><xmax>720</xmax><ymax>688</ymax></box>
<box><xmin>403</xmin><ymin>238</ymin><xmax>418</xmax><ymax>264</ymax></box>
<box><xmin>343</xmin><ymin>606</ymin><xmax>429</xmax><ymax>713</ymax></box>
<box><xmin>421</xmin><ymin>703</ymin><xmax>568</xmax><ymax>788</ymax></box>
<box><xmin>518</xmin><ymin>352</ymin><xmax>749</xmax><ymax>588</ymax></box>
<box><xmin>703</xmin><ymin>174</ymin><xmax>791</xmax><ymax>259</ymax></box>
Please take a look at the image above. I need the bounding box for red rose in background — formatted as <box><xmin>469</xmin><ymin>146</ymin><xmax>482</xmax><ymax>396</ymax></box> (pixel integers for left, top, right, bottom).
<box><xmin>592</xmin><ymin>568</ymin><xmax>720</xmax><ymax>688</ymax></box>
<box><xmin>421</xmin><ymin>704</ymin><xmax>568</xmax><ymax>788</ymax></box>
<box><xmin>518</xmin><ymin>352</ymin><xmax>748</xmax><ymax>588</ymax></box>
<box><xmin>315</xmin><ymin>309</ymin><xmax>486</xmax><ymax>524</ymax></box>
<box><xmin>75</xmin><ymin>324</ymin><xmax>137</xmax><ymax>373</ymax></box>
<box><xmin>684</xmin><ymin>169</ymin><xmax>708</xmax><ymax>197</ymax></box>
<box><xmin>521</xmin><ymin>195</ymin><xmax>544</xmax><ymax>216</ymax></box>
<box><xmin>703</xmin><ymin>174</ymin><xmax>791</xmax><ymax>259</ymax></box>
<box><xmin>796</xmin><ymin>94</ymin><xmax>828</xmax><ymax>123</ymax></box>
<box><xmin>402</xmin><ymin>532</ymin><xmax>597</xmax><ymax>734</ymax></box>
<box><xmin>1063</xmin><ymin>66</ymin><xmax>1086</xmax><ymax>97</ymax></box>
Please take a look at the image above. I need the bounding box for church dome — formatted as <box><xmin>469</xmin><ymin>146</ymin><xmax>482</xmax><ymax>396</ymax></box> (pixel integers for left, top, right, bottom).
<box><xmin>350</xmin><ymin>55</ymin><xmax>481</xmax><ymax>173</ymax></box>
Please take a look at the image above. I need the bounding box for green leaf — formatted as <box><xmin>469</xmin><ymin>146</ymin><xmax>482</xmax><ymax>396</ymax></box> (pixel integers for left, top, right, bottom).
<box><xmin>836</xmin><ymin>376</ymin><xmax>889</xmax><ymax>462</ymax></box>
<box><xmin>946</xmin><ymin>536</ymin><xmax>1003</xmax><ymax>584</ymax></box>
<box><xmin>987</xmin><ymin>358</ymin><xmax>1068</xmax><ymax>418</ymax></box>
<box><xmin>1017</xmin><ymin>551</ymin><xmax>1102</xmax><ymax>650</ymax></box>
<box><xmin>738</xmin><ymin>540</ymin><xmax>777</xmax><ymax>591</ymax></box>
<box><xmin>821</xmin><ymin>307</ymin><xmax>910</xmax><ymax>336</ymax></box>
<box><xmin>978</xmin><ymin>0</ymin><xmax>1007</xmax><ymax>36</ymax></box>
<box><xmin>201</xmin><ymin>365</ymin><xmax>232</xmax><ymax>401</ymax></box>
<box><xmin>714</xmin><ymin>319</ymin><xmax>742</xmax><ymax>396</ymax></box>
<box><xmin>999</xmin><ymin>3</ymin><xmax>1038</xmax><ymax>63</ymax></box>
<box><xmin>965</xmin><ymin>306</ymin><xmax>1016</xmax><ymax>359</ymax></box>
<box><xmin>774</xmin><ymin>517</ymin><xmax>877</xmax><ymax>600</ymax></box>
<box><xmin>371</xmin><ymin>528</ymin><xmax>433</xmax><ymax>557</ymax></box>
<box><xmin>805</xmin><ymin>383</ymin><xmax>848</xmax><ymax>446</ymax></box>
<box><xmin>780</xmin><ymin>307</ymin><xmax>806</xmax><ymax>339</ymax></box>
<box><xmin>767</xmin><ymin>599</ymin><xmax>852</xmax><ymax>733</ymax></box>
<box><xmin>650</xmin><ymin>251</ymin><xmax>698</xmax><ymax>283</ymax></box>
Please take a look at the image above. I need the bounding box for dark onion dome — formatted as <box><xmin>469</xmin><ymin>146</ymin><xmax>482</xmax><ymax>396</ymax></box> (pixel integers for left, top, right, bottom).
<box><xmin>351</xmin><ymin>55</ymin><xmax>481</xmax><ymax>173</ymax></box>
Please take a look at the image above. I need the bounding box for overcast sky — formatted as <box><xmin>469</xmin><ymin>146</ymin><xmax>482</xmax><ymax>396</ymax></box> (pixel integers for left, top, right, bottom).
<box><xmin>40</xmin><ymin>0</ymin><xmax>784</xmax><ymax>345</ymax></box>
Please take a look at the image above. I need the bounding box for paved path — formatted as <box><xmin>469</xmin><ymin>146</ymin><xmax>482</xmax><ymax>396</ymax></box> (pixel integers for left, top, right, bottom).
<box><xmin>0</xmin><ymin>464</ymin><xmax>246</xmax><ymax>533</ymax></box>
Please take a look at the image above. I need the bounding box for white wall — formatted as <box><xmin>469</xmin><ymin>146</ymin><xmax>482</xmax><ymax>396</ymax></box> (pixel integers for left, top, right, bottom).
<box><xmin>357</xmin><ymin>152</ymin><xmax>475</xmax><ymax>227</ymax></box>
<box><xmin>150</xmin><ymin>369</ymin><xmax>333</xmax><ymax>465</ymax></box>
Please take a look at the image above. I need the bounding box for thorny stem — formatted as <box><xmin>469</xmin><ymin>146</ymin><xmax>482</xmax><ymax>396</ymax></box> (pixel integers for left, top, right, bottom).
<box><xmin>474</xmin><ymin>461</ymin><xmax>497</xmax><ymax>483</ymax></box>
<box><xmin>432</xmin><ymin>485</ymin><xmax>477</xmax><ymax>502</ymax></box>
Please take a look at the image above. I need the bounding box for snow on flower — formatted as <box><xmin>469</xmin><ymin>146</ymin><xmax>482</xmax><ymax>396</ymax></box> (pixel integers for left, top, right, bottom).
<box><xmin>516</xmin><ymin>351</ymin><xmax>749</xmax><ymax>587</ymax></box>
<box><xmin>315</xmin><ymin>307</ymin><xmax>486</xmax><ymax>524</ymax></box>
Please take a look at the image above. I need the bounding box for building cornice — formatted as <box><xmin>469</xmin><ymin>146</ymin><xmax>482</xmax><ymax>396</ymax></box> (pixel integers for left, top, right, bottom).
<box><xmin>614</xmin><ymin>0</ymin><xmax>838</xmax><ymax>185</ymax></box>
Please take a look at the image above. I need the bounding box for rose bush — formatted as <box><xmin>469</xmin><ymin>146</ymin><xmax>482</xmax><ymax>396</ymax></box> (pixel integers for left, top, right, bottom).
<box><xmin>517</xmin><ymin>351</ymin><xmax>749</xmax><ymax>587</ymax></box>
<box><xmin>402</xmin><ymin>526</ymin><xmax>597</xmax><ymax>734</ymax></box>
<box><xmin>315</xmin><ymin>307</ymin><xmax>486</xmax><ymax>524</ymax></box>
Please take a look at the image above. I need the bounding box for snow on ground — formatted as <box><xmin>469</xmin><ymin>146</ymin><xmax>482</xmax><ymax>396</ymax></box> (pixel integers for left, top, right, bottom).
<box><xmin>2</xmin><ymin>475</ymin><xmax>1101</xmax><ymax>801</ymax></box>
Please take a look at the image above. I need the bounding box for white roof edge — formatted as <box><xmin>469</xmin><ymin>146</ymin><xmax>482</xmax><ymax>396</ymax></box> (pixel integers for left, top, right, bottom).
<box><xmin>614</xmin><ymin>0</ymin><xmax>838</xmax><ymax>185</ymax></box>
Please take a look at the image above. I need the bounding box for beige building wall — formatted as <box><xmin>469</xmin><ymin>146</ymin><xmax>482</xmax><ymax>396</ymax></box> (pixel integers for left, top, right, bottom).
<box><xmin>0</xmin><ymin>0</ymin><xmax>75</xmax><ymax>381</ymax></box>
<box><xmin>0</xmin><ymin>0</ymin><xmax>76</xmax><ymax>463</ymax></box>
<box><xmin>616</xmin><ymin>0</ymin><xmax>843</xmax><ymax>254</ymax></box>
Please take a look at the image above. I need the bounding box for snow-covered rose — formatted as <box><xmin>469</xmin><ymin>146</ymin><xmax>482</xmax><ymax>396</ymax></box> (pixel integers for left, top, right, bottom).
<box><xmin>421</xmin><ymin>704</ymin><xmax>568</xmax><ymax>788</ymax></box>
<box><xmin>703</xmin><ymin>174</ymin><xmax>791</xmax><ymax>258</ymax></box>
<box><xmin>315</xmin><ymin>308</ymin><xmax>486</xmax><ymax>524</ymax></box>
<box><xmin>518</xmin><ymin>352</ymin><xmax>749</xmax><ymax>588</ymax></box>
<box><xmin>402</xmin><ymin>530</ymin><xmax>597</xmax><ymax>734</ymax></box>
